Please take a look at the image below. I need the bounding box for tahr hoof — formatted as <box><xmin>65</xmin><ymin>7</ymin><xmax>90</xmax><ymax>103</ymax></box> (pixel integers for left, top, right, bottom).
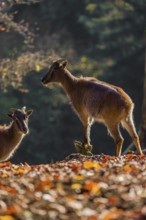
<box><xmin>74</xmin><ymin>140</ymin><xmax>93</xmax><ymax>155</ymax></box>
<box><xmin>84</xmin><ymin>143</ymin><xmax>93</xmax><ymax>152</ymax></box>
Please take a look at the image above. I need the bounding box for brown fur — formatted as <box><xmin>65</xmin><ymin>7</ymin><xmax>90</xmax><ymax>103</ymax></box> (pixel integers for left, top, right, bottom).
<box><xmin>42</xmin><ymin>59</ymin><xmax>142</xmax><ymax>156</ymax></box>
<box><xmin>0</xmin><ymin>107</ymin><xmax>33</xmax><ymax>162</ymax></box>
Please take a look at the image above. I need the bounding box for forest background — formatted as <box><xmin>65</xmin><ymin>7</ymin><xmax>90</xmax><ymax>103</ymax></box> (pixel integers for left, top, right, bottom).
<box><xmin>0</xmin><ymin>0</ymin><xmax>145</xmax><ymax>164</ymax></box>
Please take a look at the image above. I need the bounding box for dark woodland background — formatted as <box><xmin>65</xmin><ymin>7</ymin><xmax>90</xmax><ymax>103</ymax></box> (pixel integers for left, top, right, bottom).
<box><xmin>0</xmin><ymin>0</ymin><xmax>145</xmax><ymax>164</ymax></box>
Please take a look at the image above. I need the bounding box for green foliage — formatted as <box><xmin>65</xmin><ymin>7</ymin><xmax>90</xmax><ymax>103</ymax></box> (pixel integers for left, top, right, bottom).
<box><xmin>0</xmin><ymin>91</ymin><xmax>18</xmax><ymax>121</ymax></box>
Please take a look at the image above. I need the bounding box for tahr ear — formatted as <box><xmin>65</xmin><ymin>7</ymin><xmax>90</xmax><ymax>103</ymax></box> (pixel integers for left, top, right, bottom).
<box><xmin>59</xmin><ymin>60</ymin><xmax>68</xmax><ymax>69</ymax></box>
<box><xmin>7</xmin><ymin>113</ymin><xmax>14</xmax><ymax>119</ymax></box>
<box><xmin>26</xmin><ymin>109</ymin><xmax>33</xmax><ymax>117</ymax></box>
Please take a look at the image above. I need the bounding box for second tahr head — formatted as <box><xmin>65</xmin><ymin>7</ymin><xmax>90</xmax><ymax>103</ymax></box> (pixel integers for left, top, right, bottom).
<box><xmin>8</xmin><ymin>107</ymin><xmax>33</xmax><ymax>134</ymax></box>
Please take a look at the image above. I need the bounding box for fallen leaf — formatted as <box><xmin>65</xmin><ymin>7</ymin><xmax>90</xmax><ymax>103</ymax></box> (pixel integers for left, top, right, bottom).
<box><xmin>103</xmin><ymin>209</ymin><xmax>123</xmax><ymax>220</ymax></box>
<box><xmin>71</xmin><ymin>183</ymin><xmax>82</xmax><ymax>190</ymax></box>
<box><xmin>0</xmin><ymin>162</ymin><xmax>11</xmax><ymax>168</ymax></box>
<box><xmin>123</xmin><ymin>165</ymin><xmax>132</xmax><ymax>172</ymax></box>
<box><xmin>0</xmin><ymin>216</ymin><xmax>15</xmax><ymax>220</ymax></box>
<box><xmin>73</xmin><ymin>175</ymin><xmax>84</xmax><ymax>181</ymax></box>
<box><xmin>108</xmin><ymin>196</ymin><xmax>119</xmax><ymax>204</ymax></box>
<box><xmin>83</xmin><ymin>161</ymin><xmax>101</xmax><ymax>169</ymax></box>
<box><xmin>83</xmin><ymin>180</ymin><xmax>100</xmax><ymax>194</ymax></box>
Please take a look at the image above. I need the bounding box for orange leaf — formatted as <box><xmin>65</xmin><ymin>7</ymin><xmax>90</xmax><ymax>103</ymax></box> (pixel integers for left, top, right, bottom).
<box><xmin>83</xmin><ymin>180</ymin><xmax>100</xmax><ymax>194</ymax></box>
<box><xmin>126</xmin><ymin>154</ymin><xmax>135</xmax><ymax>159</ymax></box>
<box><xmin>0</xmin><ymin>162</ymin><xmax>11</xmax><ymax>168</ymax></box>
<box><xmin>6</xmin><ymin>206</ymin><xmax>18</xmax><ymax>215</ymax></box>
<box><xmin>123</xmin><ymin>165</ymin><xmax>132</xmax><ymax>172</ymax></box>
<box><xmin>103</xmin><ymin>210</ymin><xmax>123</xmax><ymax>220</ymax></box>
<box><xmin>0</xmin><ymin>185</ymin><xmax>17</xmax><ymax>194</ymax></box>
<box><xmin>36</xmin><ymin>178</ymin><xmax>51</xmax><ymax>191</ymax></box>
<box><xmin>83</xmin><ymin>161</ymin><xmax>101</xmax><ymax>169</ymax></box>
<box><xmin>72</xmin><ymin>165</ymin><xmax>81</xmax><ymax>171</ymax></box>
<box><xmin>87</xmin><ymin>217</ymin><xmax>99</xmax><ymax>220</ymax></box>
<box><xmin>0</xmin><ymin>216</ymin><xmax>15</xmax><ymax>220</ymax></box>
<box><xmin>1</xmin><ymin>172</ymin><xmax>7</xmax><ymax>178</ymax></box>
<box><xmin>108</xmin><ymin>196</ymin><xmax>119</xmax><ymax>204</ymax></box>
<box><xmin>102</xmin><ymin>155</ymin><xmax>111</xmax><ymax>161</ymax></box>
<box><xmin>102</xmin><ymin>162</ymin><xmax>108</xmax><ymax>168</ymax></box>
<box><xmin>15</xmin><ymin>169</ymin><xmax>25</xmax><ymax>175</ymax></box>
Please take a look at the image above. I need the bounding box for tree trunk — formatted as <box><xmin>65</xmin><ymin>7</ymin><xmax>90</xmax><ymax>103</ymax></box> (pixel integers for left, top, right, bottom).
<box><xmin>124</xmin><ymin>27</ymin><xmax>146</xmax><ymax>154</ymax></box>
<box><xmin>139</xmin><ymin>29</ymin><xmax>146</xmax><ymax>150</ymax></box>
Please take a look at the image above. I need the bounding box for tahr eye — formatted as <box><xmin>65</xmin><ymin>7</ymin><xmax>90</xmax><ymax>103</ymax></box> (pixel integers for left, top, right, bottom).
<box><xmin>54</xmin><ymin>64</ymin><xmax>60</xmax><ymax>70</ymax></box>
<box><xmin>22</xmin><ymin>115</ymin><xmax>26</xmax><ymax>120</ymax></box>
<box><xmin>54</xmin><ymin>67</ymin><xmax>58</xmax><ymax>71</ymax></box>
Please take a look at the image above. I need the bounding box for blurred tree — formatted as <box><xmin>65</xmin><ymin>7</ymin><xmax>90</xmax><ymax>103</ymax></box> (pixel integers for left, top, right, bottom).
<box><xmin>138</xmin><ymin>25</ymin><xmax>146</xmax><ymax>150</ymax></box>
<box><xmin>0</xmin><ymin>0</ymin><xmax>56</xmax><ymax>90</ymax></box>
<box><xmin>125</xmin><ymin>23</ymin><xmax>146</xmax><ymax>153</ymax></box>
<box><xmin>78</xmin><ymin>0</ymin><xmax>145</xmax><ymax>78</ymax></box>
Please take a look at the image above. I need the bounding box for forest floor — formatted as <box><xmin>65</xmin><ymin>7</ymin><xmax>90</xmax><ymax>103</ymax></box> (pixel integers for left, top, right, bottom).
<box><xmin>0</xmin><ymin>154</ymin><xmax>146</xmax><ymax>220</ymax></box>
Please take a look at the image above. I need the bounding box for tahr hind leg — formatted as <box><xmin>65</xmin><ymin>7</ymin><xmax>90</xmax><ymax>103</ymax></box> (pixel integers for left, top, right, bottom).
<box><xmin>122</xmin><ymin>116</ymin><xmax>143</xmax><ymax>155</ymax></box>
<box><xmin>107</xmin><ymin>123</ymin><xmax>124</xmax><ymax>157</ymax></box>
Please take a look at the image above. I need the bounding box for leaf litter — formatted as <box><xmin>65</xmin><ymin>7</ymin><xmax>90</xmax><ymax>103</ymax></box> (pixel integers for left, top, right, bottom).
<box><xmin>0</xmin><ymin>154</ymin><xmax>146</xmax><ymax>220</ymax></box>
